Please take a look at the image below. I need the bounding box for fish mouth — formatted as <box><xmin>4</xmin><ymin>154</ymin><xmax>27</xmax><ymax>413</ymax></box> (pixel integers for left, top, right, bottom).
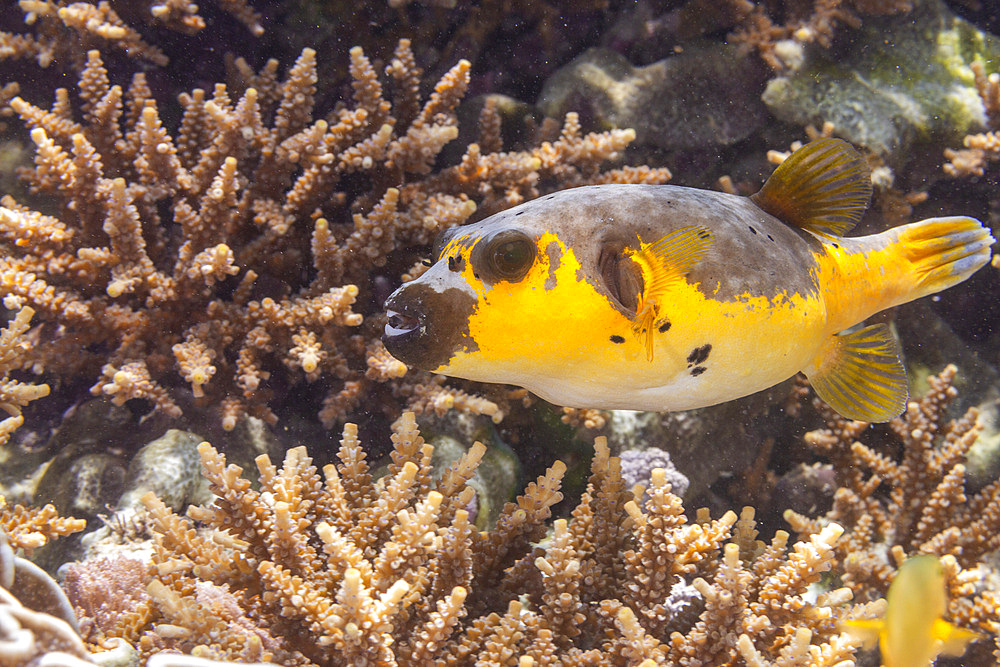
<box><xmin>384</xmin><ymin>307</ymin><xmax>423</xmax><ymax>342</ymax></box>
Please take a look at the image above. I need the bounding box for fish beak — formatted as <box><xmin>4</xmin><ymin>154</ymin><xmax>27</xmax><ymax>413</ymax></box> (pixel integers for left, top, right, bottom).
<box><xmin>382</xmin><ymin>262</ymin><xmax>479</xmax><ymax>371</ymax></box>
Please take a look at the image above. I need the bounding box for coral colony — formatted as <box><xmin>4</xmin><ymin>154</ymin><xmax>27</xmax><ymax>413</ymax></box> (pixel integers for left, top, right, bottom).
<box><xmin>0</xmin><ymin>1</ymin><xmax>998</xmax><ymax>665</ymax></box>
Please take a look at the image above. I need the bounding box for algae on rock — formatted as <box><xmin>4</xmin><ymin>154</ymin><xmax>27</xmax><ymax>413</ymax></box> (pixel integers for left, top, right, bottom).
<box><xmin>762</xmin><ymin>0</ymin><xmax>1000</xmax><ymax>157</ymax></box>
<box><xmin>539</xmin><ymin>45</ymin><xmax>768</xmax><ymax>151</ymax></box>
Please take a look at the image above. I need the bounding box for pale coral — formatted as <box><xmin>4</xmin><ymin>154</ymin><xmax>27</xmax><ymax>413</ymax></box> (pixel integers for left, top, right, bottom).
<box><xmin>0</xmin><ymin>307</ymin><xmax>49</xmax><ymax>445</ymax></box>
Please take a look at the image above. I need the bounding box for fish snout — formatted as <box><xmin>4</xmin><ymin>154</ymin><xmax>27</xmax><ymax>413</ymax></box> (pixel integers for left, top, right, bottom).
<box><xmin>382</xmin><ymin>268</ymin><xmax>478</xmax><ymax>371</ymax></box>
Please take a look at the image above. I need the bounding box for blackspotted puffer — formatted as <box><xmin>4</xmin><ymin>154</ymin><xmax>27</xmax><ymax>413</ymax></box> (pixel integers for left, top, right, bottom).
<box><xmin>382</xmin><ymin>138</ymin><xmax>994</xmax><ymax>422</ymax></box>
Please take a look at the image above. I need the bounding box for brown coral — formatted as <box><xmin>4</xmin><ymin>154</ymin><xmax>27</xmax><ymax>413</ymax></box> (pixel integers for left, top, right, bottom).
<box><xmin>0</xmin><ymin>0</ymin><xmax>263</xmax><ymax>69</ymax></box>
<box><xmin>75</xmin><ymin>418</ymin><xmax>877</xmax><ymax>665</ymax></box>
<box><xmin>787</xmin><ymin>365</ymin><xmax>1000</xmax><ymax>658</ymax></box>
<box><xmin>2</xmin><ymin>40</ymin><xmax>662</xmax><ymax>430</ymax></box>
<box><xmin>0</xmin><ymin>307</ymin><xmax>49</xmax><ymax>446</ymax></box>
<box><xmin>0</xmin><ymin>495</ymin><xmax>85</xmax><ymax>555</ymax></box>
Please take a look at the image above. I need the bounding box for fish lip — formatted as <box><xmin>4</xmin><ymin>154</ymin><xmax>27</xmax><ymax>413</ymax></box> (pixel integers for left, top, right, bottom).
<box><xmin>383</xmin><ymin>307</ymin><xmax>423</xmax><ymax>342</ymax></box>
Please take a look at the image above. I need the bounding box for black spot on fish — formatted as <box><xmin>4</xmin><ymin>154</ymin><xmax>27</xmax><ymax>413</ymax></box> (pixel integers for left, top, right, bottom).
<box><xmin>832</xmin><ymin>242</ymin><xmax>840</xmax><ymax>249</ymax></box>
<box><xmin>447</xmin><ymin>255</ymin><xmax>464</xmax><ymax>272</ymax></box>
<box><xmin>515</xmin><ymin>210</ymin><xmax>524</xmax><ymax>216</ymax></box>
<box><xmin>686</xmin><ymin>344</ymin><xmax>711</xmax><ymax>366</ymax></box>
<box><xmin>610</xmin><ymin>335</ymin><xmax>625</xmax><ymax>344</ymax></box>
<box><xmin>473</xmin><ymin>272</ymin><xmax>480</xmax><ymax>280</ymax></box>
<box><xmin>422</xmin><ymin>258</ymin><xmax>433</xmax><ymax>266</ymax></box>
<box><xmin>690</xmin><ymin>366</ymin><xmax>706</xmax><ymax>376</ymax></box>
<box><xmin>748</xmin><ymin>226</ymin><xmax>757</xmax><ymax>234</ymax></box>
<box><xmin>767</xmin><ymin>234</ymin><xmax>775</xmax><ymax>242</ymax></box>
<box><xmin>658</xmin><ymin>321</ymin><xmax>671</xmax><ymax>333</ymax></box>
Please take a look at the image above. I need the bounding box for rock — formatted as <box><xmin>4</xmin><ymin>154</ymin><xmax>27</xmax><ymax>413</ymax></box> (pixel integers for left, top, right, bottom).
<box><xmin>117</xmin><ymin>430</ymin><xmax>210</xmax><ymax>514</ymax></box>
<box><xmin>538</xmin><ymin>45</ymin><xmax>768</xmax><ymax>151</ymax></box>
<box><xmin>762</xmin><ymin>0</ymin><xmax>1000</xmax><ymax>158</ymax></box>
<box><xmin>895</xmin><ymin>300</ymin><xmax>1000</xmax><ymax>415</ymax></box>
<box><xmin>968</xmin><ymin>400</ymin><xmax>1000</xmax><ymax>491</ymax></box>
<box><xmin>44</xmin><ymin>453</ymin><xmax>127</xmax><ymax>520</ymax></box>
<box><xmin>772</xmin><ymin>463</ymin><xmax>837</xmax><ymax>518</ymax></box>
<box><xmin>415</xmin><ymin>412</ymin><xmax>521</xmax><ymax>531</ymax></box>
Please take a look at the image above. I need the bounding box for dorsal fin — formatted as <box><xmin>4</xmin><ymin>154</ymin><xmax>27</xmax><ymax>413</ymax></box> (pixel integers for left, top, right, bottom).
<box><xmin>750</xmin><ymin>137</ymin><xmax>872</xmax><ymax>238</ymax></box>
<box><xmin>624</xmin><ymin>225</ymin><xmax>713</xmax><ymax>361</ymax></box>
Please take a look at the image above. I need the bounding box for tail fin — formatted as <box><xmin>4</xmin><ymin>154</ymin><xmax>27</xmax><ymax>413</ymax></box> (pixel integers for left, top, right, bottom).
<box><xmin>819</xmin><ymin>215</ymin><xmax>993</xmax><ymax>340</ymax></box>
<box><xmin>895</xmin><ymin>216</ymin><xmax>994</xmax><ymax>298</ymax></box>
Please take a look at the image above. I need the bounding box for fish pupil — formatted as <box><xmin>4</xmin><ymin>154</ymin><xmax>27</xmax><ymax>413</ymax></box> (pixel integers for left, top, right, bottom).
<box><xmin>490</xmin><ymin>237</ymin><xmax>535</xmax><ymax>280</ymax></box>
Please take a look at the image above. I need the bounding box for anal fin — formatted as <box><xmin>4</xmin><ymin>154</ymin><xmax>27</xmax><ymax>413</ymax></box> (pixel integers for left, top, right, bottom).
<box><xmin>838</xmin><ymin>619</ymin><xmax>883</xmax><ymax>651</ymax></box>
<box><xmin>803</xmin><ymin>323</ymin><xmax>908</xmax><ymax>423</ymax></box>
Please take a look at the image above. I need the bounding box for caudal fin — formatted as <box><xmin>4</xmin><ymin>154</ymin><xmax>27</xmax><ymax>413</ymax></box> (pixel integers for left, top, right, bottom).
<box><xmin>895</xmin><ymin>216</ymin><xmax>994</xmax><ymax>298</ymax></box>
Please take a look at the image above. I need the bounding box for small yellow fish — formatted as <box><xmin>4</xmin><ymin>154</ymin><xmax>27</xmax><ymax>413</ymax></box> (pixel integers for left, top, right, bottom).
<box><xmin>842</xmin><ymin>555</ymin><xmax>983</xmax><ymax>667</ymax></box>
<box><xmin>383</xmin><ymin>138</ymin><xmax>994</xmax><ymax>422</ymax></box>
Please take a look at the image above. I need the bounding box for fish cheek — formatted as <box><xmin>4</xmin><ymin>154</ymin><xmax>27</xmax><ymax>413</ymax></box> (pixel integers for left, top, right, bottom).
<box><xmin>544</xmin><ymin>240</ymin><xmax>562</xmax><ymax>290</ymax></box>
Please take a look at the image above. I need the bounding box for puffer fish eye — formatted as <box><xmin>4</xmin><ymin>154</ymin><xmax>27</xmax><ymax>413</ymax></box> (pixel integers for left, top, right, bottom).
<box><xmin>479</xmin><ymin>230</ymin><xmax>536</xmax><ymax>282</ymax></box>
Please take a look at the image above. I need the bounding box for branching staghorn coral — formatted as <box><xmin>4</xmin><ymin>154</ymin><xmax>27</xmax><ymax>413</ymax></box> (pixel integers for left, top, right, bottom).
<box><xmin>944</xmin><ymin>61</ymin><xmax>1000</xmax><ymax>178</ymax></box>
<box><xmin>1</xmin><ymin>40</ymin><xmax>666</xmax><ymax>430</ymax></box>
<box><xmin>67</xmin><ymin>414</ymin><xmax>881</xmax><ymax>665</ymax></box>
<box><xmin>0</xmin><ymin>0</ymin><xmax>263</xmax><ymax>69</ymax></box>
<box><xmin>0</xmin><ymin>306</ymin><xmax>49</xmax><ymax>446</ymax></box>
<box><xmin>787</xmin><ymin>364</ymin><xmax>1000</xmax><ymax>659</ymax></box>
<box><xmin>0</xmin><ymin>495</ymin><xmax>85</xmax><ymax>555</ymax></box>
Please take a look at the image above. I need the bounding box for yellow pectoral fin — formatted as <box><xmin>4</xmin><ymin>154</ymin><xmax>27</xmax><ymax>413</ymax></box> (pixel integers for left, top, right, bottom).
<box><xmin>933</xmin><ymin>618</ymin><xmax>983</xmax><ymax>657</ymax></box>
<box><xmin>626</xmin><ymin>225</ymin><xmax>713</xmax><ymax>361</ymax></box>
<box><xmin>839</xmin><ymin>618</ymin><xmax>883</xmax><ymax>650</ymax></box>
<box><xmin>632</xmin><ymin>305</ymin><xmax>656</xmax><ymax>362</ymax></box>
<box><xmin>804</xmin><ymin>323</ymin><xmax>908</xmax><ymax>423</ymax></box>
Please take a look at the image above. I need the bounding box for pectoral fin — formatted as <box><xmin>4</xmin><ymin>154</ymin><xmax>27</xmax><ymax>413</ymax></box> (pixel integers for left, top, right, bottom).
<box><xmin>933</xmin><ymin>618</ymin><xmax>983</xmax><ymax>656</ymax></box>
<box><xmin>803</xmin><ymin>323</ymin><xmax>908</xmax><ymax>422</ymax></box>
<box><xmin>624</xmin><ymin>226</ymin><xmax>712</xmax><ymax>361</ymax></box>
